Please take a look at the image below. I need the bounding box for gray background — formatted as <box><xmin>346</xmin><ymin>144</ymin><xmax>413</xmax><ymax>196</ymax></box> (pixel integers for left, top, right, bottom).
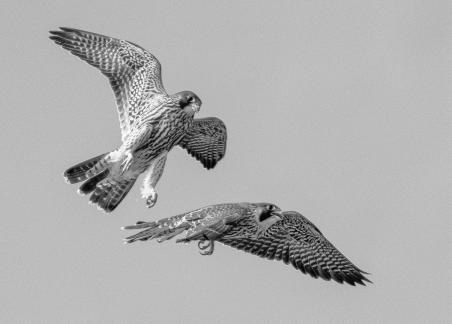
<box><xmin>1</xmin><ymin>1</ymin><xmax>451</xmax><ymax>323</ymax></box>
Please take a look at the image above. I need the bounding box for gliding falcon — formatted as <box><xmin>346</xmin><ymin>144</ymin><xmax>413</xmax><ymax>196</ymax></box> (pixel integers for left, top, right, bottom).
<box><xmin>49</xmin><ymin>27</ymin><xmax>227</xmax><ymax>213</ymax></box>
<box><xmin>123</xmin><ymin>203</ymin><xmax>371</xmax><ymax>286</ymax></box>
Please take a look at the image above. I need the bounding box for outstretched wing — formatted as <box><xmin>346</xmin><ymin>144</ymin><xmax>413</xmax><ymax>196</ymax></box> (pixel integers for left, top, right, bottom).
<box><xmin>219</xmin><ymin>211</ymin><xmax>371</xmax><ymax>286</ymax></box>
<box><xmin>49</xmin><ymin>27</ymin><xmax>166</xmax><ymax>141</ymax></box>
<box><xmin>179</xmin><ymin>117</ymin><xmax>227</xmax><ymax>169</ymax></box>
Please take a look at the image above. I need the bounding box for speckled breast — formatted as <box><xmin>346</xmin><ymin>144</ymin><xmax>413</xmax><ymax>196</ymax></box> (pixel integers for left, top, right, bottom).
<box><xmin>135</xmin><ymin>106</ymin><xmax>194</xmax><ymax>166</ymax></box>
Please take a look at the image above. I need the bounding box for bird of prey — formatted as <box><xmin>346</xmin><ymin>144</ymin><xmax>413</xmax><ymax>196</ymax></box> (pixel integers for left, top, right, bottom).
<box><xmin>123</xmin><ymin>202</ymin><xmax>371</xmax><ymax>286</ymax></box>
<box><xmin>49</xmin><ymin>27</ymin><xmax>227</xmax><ymax>212</ymax></box>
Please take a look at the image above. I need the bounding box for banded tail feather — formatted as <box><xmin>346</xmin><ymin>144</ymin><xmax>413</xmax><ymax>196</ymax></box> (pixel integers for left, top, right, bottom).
<box><xmin>77</xmin><ymin>169</ymin><xmax>110</xmax><ymax>195</ymax></box>
<box><xmin>122</xmin><ymin>213</ymin><xmax>189</xmax><ymax>243</ymax></box>
<box><xmin>63</xmin><ymin>153</ymin><xmax>109</xmax><ymax>184</ymax></box>
<box><xmin>89</xmin><ymin>176</ymin><xmax>137</xmax><ymax>213</ymax></box>
<box><xmin>64</xmin><ymin>152</ymin><xmax>136</xmax><ymax>213</ymax></box>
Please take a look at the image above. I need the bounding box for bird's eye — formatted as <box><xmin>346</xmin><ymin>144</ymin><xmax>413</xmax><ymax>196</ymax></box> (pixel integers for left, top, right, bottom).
<box><xmin>188</xmin><ymin>96</ymin><xmax>193</xmax><ymax>103</ymax></box>
<box><xmin>259</xmin><ymin>210</ymin><xmax>272</xmax><ymax>222</ymax></box>
<box><xmin>267</xmin><ymin>204</ymin><xmax>274</xmax><ymax>211</ymax></box>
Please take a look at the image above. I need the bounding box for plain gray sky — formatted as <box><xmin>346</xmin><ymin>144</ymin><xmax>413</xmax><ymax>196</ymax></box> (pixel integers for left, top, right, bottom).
<box><xmin>1</xmin><ymin>0</ymin><xmax>451</xmax><ymax>323</ymax></box>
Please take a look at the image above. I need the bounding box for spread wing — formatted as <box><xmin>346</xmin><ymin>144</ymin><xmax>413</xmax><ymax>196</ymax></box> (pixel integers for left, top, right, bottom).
<box><xmin>49</xmin><ymin>27</ymin><xmax>166</xmax><ymax>141</ymax></box>
<box><xmin>179</xmin><ymin>117</ymin><xmax>227</xmax><ymax>169</ymax></box>
<box><xmin>219</xmin><ymin>211</ymin><xmax>371</xmax><ymax>286</ymax></box>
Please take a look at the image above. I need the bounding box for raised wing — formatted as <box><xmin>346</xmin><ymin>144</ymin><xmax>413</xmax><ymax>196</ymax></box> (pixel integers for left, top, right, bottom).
<box><xmin>49</xmin><ymin>27</ymin><xmax>166</xmax><ymax>140</ymax></box>
<box><xmin>179</xmin><ymin>117</ymin><xmax>227</xmax><ymax>169</ymax></box>
<box><xmin>220</xmin><ymin>211</ymin><xmax>371</xmax><ymax>286</ymax></box>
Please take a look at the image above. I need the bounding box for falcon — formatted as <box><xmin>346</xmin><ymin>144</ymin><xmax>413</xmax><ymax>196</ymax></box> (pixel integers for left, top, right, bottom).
<box><xmin>49</xmin><ymin>27</ymin><xmax>227</xmax><ymax>212</ymax></box>
<box><xmin>123</xmin><ymin>203</ymin><xmax>371</xmax><ymax>286</ymax></box>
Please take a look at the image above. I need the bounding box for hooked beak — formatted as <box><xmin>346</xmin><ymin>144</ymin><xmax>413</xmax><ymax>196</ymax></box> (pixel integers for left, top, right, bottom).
<box><xmin>270</xmin><ymin>207</ymin><xmax>283</xmax><ymax>219</ymax></box>
<box><xmin>191</xmin><ymin>103</ymin><xmax>201</xmax><ymax>113</ymax></box>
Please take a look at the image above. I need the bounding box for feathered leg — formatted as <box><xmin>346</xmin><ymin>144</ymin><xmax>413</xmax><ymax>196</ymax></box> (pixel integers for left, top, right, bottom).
<box><xmin>64</xmin><ymin>153</ymin><xmax>109</xmax><ymax>183</ymax></box>
<box><xmin>120</xmin><ymin>125</ymin><xmax>153</xmax><ymax>173</ymax></box>
<box><xmin>141</xmin><ymin>151</ymin><xmax>168</xmax><ymax>208</ymax></box>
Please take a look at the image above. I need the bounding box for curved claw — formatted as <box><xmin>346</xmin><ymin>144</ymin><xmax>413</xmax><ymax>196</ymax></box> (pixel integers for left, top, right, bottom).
<box><xmin>198</xmin><ymin>240</ymin><xmax>214</xmax><ymax>255</ymax></box>
<box><xmin>145</xmin><ymin>191</ymin><xmax>158</xmax><ymax>208</ymax></box>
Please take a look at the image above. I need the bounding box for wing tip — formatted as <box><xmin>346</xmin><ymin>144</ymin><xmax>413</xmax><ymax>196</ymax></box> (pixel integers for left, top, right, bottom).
<box><xmin>49</xmin><ymin>27</ymin><xmax>80</xmax><ymax>34</ymax></box>
<box><xmin>342</xmin><ymin>270</ymin><xmax>373</xmax><ymax>286</ymax></box>
<box><xmin>302</xmin><ymin>266</ymin><xmax>372</xmax><ymax>286</ymax></box>
<box><xmin>48</xmin><ymin>34</ymin><xmax>62</xmax><ymax>44</ymax></box>
<box><xmin>59</xmin><ymin>26</ymin><xmax>76</xmax><ymax>32</ymax></box>
<box><xmin>49</xmin><ymin>27</ymin><xmax>92</xmax><ymax>45</ymax></box>
<box><xmin>49</xmin><ymin>28</ymin><xmax>70</xmax><ymax>38</ymax></box>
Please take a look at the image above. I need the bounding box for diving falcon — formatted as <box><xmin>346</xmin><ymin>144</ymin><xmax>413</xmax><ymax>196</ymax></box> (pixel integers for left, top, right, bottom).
<box><xmin>123</xmin><ymin>202</ymin><xmax>371</xmax><ymax>286</ymax></box>
<box><xmin>49</xmin><ymin>27</ymin><xmax>227</xmax><ymax>212</ymax></box>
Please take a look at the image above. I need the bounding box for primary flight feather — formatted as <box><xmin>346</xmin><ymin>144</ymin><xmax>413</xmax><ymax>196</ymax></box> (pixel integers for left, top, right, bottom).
<box><xmin>49</xmin><ymin>27</ymin><xmax>227</xmax><ymax>212</ymax></box>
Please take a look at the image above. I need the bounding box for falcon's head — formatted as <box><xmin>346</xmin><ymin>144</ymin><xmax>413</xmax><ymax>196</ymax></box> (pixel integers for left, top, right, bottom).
<box><xmin>175</xmin><ymin>91</ymin><xmax>202</xmax><ymax>116</ymax></box>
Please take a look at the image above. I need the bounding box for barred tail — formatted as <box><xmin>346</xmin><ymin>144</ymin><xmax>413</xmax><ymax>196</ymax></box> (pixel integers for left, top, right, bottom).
<box><xmin>63</xmin><ymin>153</ymin><xmax>109</xmax><ymax>184</ymax></box>
<box><xmin>89</xmin><ymin>176</ymin><xmax>137</xmax><ymax>213</ymax></box>
<box><xmin>77</xmin><ymin>169</ymin><xmax>110</xmax><ymax>195</ymax></box>
<box><xmin>122</xmin><ymin>214</ymin><xmax>188</xmax><ymax>243</ymax></box>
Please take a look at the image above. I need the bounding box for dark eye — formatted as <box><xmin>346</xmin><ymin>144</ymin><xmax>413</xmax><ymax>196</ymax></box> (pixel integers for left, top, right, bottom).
<box><xmin>258</xmin><ymin>210</ymin><xmax>272</xmax><ymax>222</ymax></box>
<box><xmin>180</xmin><ymin>96</ymin><xmax>192</xmax><ymax>109</ymax></box>
<box><xmin>258</xmin><ymin>206</ymin><xmax>275</xmax><ymax>222</ymax></box>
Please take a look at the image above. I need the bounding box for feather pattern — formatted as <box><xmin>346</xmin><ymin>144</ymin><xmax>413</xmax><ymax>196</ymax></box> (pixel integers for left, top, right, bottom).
<box><xmin>221</xmin><ymin>211</ymin><xmax>370</xmax><ymax>285</ymax></box>
<box><xmin>123</xmin><ymin>203</ymin><xmax>371</xmax><ymax>286</ymax></box>
<box><xmin>49</xmin><ymin>27</ymin><xmax>166</xmax><ymax>140</ymax></box>
<box><xmin>50</xmin><ymin>27</ymin><xmax>227</xmax><ymax>212</ymax></box>
<box><xmin>179</xmin><ymin>117</ymin><xmax>227</xmax><ymax>169</ymax></box>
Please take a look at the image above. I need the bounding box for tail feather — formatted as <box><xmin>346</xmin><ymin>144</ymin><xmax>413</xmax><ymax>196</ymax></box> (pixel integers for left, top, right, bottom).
<box><xmin>78</xmin><ymin>169</ymin><xmax>110</xmax><ymax>195</ymax></box>
<box><xmin>124</xmin><ymin>225</ymin><xmax>167</xmax><ymax>243</ymax></box>
<box><xmin>122</xmin><ymin>215</ymin><xmax>190</xmax><ymax>243</ymax></box>
<box><xmin>157</xmin><ymin>228</ymin><xmax>186</xmax><ymax>242</ymax></box>
<box><xmin>89</xmin><ymin>177</ymin><xmax>137</xmax><ymax>213</ymax></box>
<box><xmin>64</xmin><ymin>153</ymin><xmax>108</xmax><ymax>184</ymax></box>
<box><xmin>122</xmin><ymin>221</ymin><xmax>154</xmax><ymax>230</ymax></box>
